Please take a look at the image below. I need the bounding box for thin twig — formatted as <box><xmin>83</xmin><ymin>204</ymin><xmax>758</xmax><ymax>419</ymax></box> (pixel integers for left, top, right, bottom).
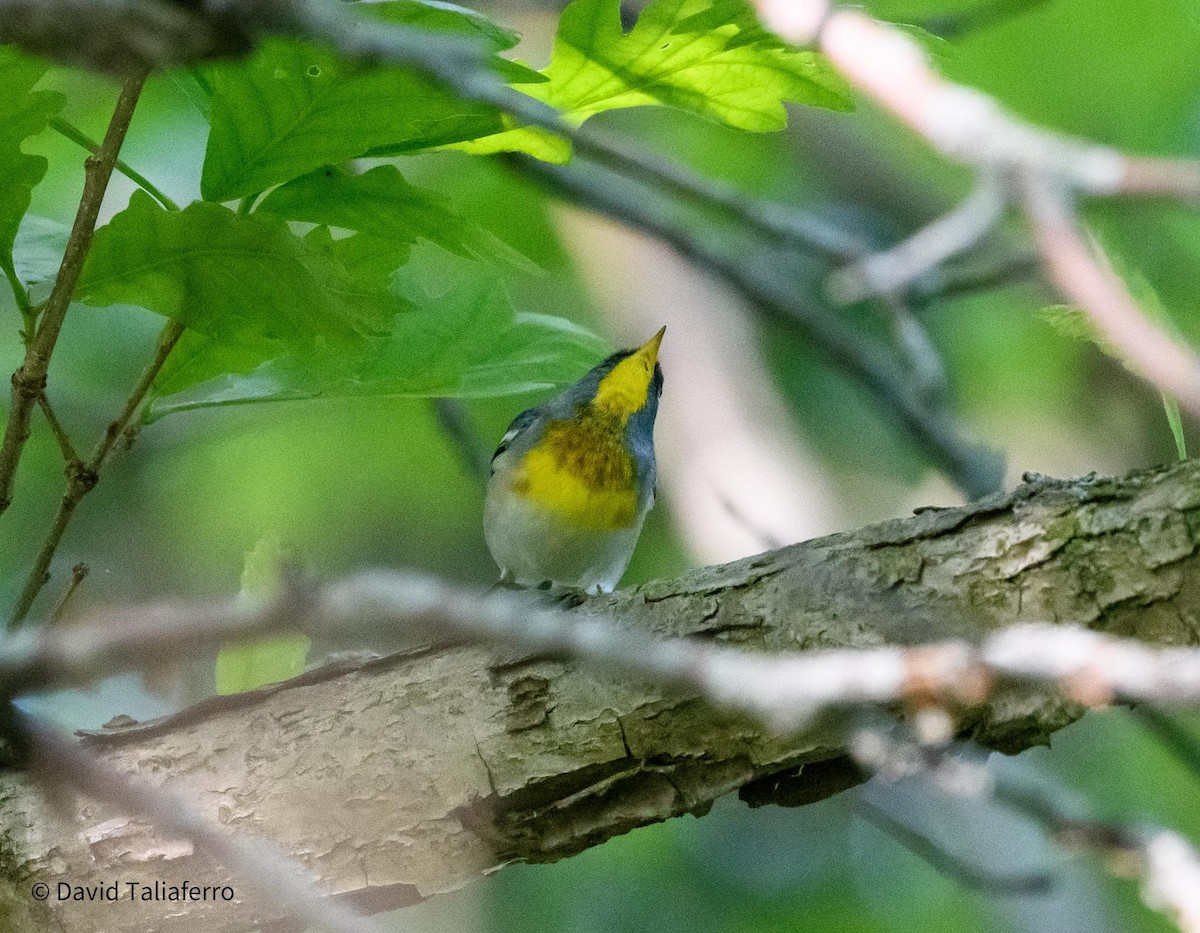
<box><xmin>48</xmin><ymin>562</ymin><xmax>89</xmax><ymax>626</ymax></box>
<box><xmin>430</xmin><ymin>398</ymin><xmax>491</xmax><ymax>484</ymax></box>
<box><xmin>0</xmin><ymin>68</ymin><xmax>148</xmax><ymax>517</ymax></box>
<box><xmin>14</xmin><ymin>708</ymin><xmax>380</xmax><ymax>933</ymax></box>
<box><xmin>37</xmin><ymin>392</ymin><xmax>81</xmax><ymax>466</ymax></box>
<box><xmin>917</xmin><ymin>248</ymin><xmax>1040</xmax><ymax>302</ymax></box>
<box><xmin>10</xmin><ymin>318</ymin><xmax>185</xmax><ymax>627</ymax></box>
<box><xmin>993</xmin><ymin>782</ymin><xmax>1200</xmax><ymax>933</ymax></box>
<box><xmin>881</xmin><ymin>295</ymin><xmax>950</xmax><ymax>405</ymax></box>
<box><xmin>857</xmin><ymin>725</ymin><xmax>1200</xmax><ymax>933</ymax></box>
<box><xmin>49</xmin><ymin>115</ymin><xmax>179</xmax><ymax>212</ymax></box>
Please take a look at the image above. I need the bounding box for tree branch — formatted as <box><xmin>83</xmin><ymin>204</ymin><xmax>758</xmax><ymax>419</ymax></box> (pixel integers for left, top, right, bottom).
<box><xmin>5</xmin><ymin>461</ymin><xmax>1200</xmax><ymax>931</ymax></box>
<box><xmin>9</xmin><ymin>318</ymin><xmax>185</xmax><ymax>626</ymax></box>
<box><xmin>0</xmin><ymin>69</ymin><xmax>147</xmax><ymax>517</ymax></box>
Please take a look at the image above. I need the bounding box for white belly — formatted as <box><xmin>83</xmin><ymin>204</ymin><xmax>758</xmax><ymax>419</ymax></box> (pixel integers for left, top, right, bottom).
<box><xmin>484</xmin><ymin>477</ymin><xmax>647</xmax><ymax>595</ymax></box>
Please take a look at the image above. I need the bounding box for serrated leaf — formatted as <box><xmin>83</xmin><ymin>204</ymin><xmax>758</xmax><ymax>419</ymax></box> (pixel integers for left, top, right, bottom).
<box><xmin>257</xmin><ymin>165</ymin><xmax>535</xmax><ymax>269</ymax></box>
<box><xmin>76</xmin><ymin>193</ymin><xmax>396</xmax><ymax>401</ymax></box>
<box><xmin>201</xmin><ymin>0</ymin><xmax>529</xmax><ymax>201</ymax></box>
<box><xmin>77</xmin><ymin>191</ymin><xmax>390</xmax><ymax>349</ymax></box>
<box><xmin>0</xmin><ymin>47</ymin><xmax>66</xmax><ymax>287</ymax></box>
<box><xmin>144</xmin><ymin>277</ymin><xmax>610</xmax><ymax>420</ymax></box>
<box><xmin>453</xmin><ymin>0</ymin><xmax>852</xmax><ymax>161</ymax></box>
<box><xmin>154</xmin><ymin>228</ymin><xmax>413</xmax><ymax>400</ymax></box>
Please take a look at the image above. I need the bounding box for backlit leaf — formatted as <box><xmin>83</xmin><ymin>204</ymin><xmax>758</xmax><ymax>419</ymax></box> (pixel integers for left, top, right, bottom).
<box><xmin>454</xmin><ymin>0</ymin><xmax>852</xmax><ymax>161</ymax></box>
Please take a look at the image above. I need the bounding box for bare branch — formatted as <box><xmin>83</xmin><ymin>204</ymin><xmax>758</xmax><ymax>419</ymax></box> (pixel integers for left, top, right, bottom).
<box><xmin>48</xmin><ymin>562</ymin><xmax>89</xmax><ymax>626</ymax></box>
<box><xmin>10</xmin><ymin>319</ymin><xmax>186</xmax><ymax>626</ymax></box>
<box><xmin>0</xmin><ymin>69</ymin><xmax>147</xmax><ymax>517</ymax></box>
<box><xmin>854</xmin><ymin>726</ymin><xmax>1200</xmax><ymax>933</ymax></box>
<box><xmin>9</xmin><ymin>574</ymin><xmax>1200</xmax><ymax>729</ymax></box>
<box><xmin>37</xmin><ymin>392</ymin><xmax>81</xmax><ymax>467</ymax></box>
<box><xmin>749</xmin><ymin>1</ymin><xmax>1200</xmax><ymax>421</ymax></box>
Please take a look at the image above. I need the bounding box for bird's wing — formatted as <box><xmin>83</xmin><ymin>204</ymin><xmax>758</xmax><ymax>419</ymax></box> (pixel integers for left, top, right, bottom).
<box><xmin>490</xmin><ymin>407</ymin><xmax>540</xmax><ymax>475</ymax></box>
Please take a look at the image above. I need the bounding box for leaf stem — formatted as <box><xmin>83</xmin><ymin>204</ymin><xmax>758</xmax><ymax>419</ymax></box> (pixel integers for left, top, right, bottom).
<box><xmin>0</xmin><ymin>69</ymin><xmax>148</xmax><ymax>519</ymax></box>
<box><xmin>10</xmin><ymin>318</ymin><xmax>185</xmax><ymax>627</ymax></box>
<box><xmin>2</xmin><ymin>258</ymin><xmax>32</xmax><ymax>314</ymax></box>
<box><xmin>237</xmin><ymin>192</ymin><xmax>262</xmax><ymax>216</ymax></box>
<box><xmin>49</xmin><ymin>115</ymin><xmax>179</xmax><ymax>212</ymax></box>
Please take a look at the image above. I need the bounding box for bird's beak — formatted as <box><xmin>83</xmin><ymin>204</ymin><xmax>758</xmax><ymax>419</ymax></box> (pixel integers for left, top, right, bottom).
<box><xmin>634</xmin><ymin>326</ymin><xmax>666</xmax><ymax>368</ymax></box>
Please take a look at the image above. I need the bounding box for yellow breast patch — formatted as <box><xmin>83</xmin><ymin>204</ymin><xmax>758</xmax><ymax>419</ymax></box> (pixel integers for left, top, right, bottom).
<box><xmin>510</xmin><ymin>417</ymin><xmax>639</xmax><ymax>530</ymax></box>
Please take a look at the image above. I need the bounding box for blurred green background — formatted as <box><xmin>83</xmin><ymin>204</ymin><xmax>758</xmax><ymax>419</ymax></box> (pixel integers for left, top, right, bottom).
<box><xmin>5</xmin><ymin>0</ymin><xmax>1200</xmax><ymax>931</ymax></box>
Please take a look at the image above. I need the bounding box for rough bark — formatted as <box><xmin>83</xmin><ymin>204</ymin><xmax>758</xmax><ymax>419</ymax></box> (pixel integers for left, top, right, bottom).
<box><xmin>5</xmin><ymin>462</ymin><xmax>1200</xmax><ymax>932</ymax></box>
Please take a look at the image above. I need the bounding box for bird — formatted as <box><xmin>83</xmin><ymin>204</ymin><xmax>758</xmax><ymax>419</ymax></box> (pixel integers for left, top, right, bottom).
<box><xmin>484</xmin><ymin>327</ymin><xmax>665</xmax><ymax>596</ymax></box>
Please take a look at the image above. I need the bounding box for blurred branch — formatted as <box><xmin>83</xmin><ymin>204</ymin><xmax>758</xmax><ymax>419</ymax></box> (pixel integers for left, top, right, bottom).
<box><xmin>430</xmin><ymin>398</ymin><xmax>491</xmax><ymax>484</ymax></box>
<box><xmin>10</xmin><ymin>318</ymin><xmax>185</xmax><ymax>627</ymax></box>
<box><xmin>856</xmin><ymin>797</ymin><xmax>1055</xmax><ymax>894</ymax></box>
<box><xmin>0</xmin><ymin>68</ymin><xmax>147</xmax><ymax>519</ymax></box>
<box><xmin>1023</xmin><ymin>179</ymin><xmax>1200</xmax><ymax>418</ymax></box>
<box><xmin>754</xmin><ymin>1</ymin><xmax>1200</xmax><ymax>423</ymax></box>
<box><xmin>828</xmin><ymin>176</ymin><xmax>1007</xmax><ymax>305</ymax></box>
<box><xmin>920</xmin><ymin>0</ymin><xmax>1054</xmax><ymax>40</ymax></box>
<box><xmin>856</xmin><ymin>725</ymin><xmax>1200</xmax><ymax>933</ymax></box>
<box><xmin>917</xmin><ymin>247</ymin><xmax>1040</xmax><ymax>302</ymax></box>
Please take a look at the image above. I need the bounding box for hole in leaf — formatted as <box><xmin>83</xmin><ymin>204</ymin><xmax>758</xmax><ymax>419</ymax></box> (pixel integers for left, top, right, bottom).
<box><xmin>307</xmin><ymin>65</ymin><xmax>322</xmax><ymax>78</ymax></box>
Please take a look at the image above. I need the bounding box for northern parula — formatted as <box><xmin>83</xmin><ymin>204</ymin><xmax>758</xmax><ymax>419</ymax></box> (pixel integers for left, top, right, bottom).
<box><xmin>484</xmin><ymin>327</ymin><xmax>665</xmax><ymax>595</ymax></box>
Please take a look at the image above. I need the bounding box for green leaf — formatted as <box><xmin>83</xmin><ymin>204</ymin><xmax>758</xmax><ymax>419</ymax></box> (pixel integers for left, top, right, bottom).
<box><xmin>0</xmin><ymin>47</ymin><xmax>65</xmax><ymax>289</ymax></box>
<box><xmin>77</xmin><ymin>191</ymin><xmax>391</xmax><ymax>353</ymax></box>
<box><xmin>215</xmin><ymin>535</ymin><xmax>311</xmax><ymax>695</ymax></box>
<box><xmin>454</xmin><ymin>0</ymin><xmax>853</xmax><ymax>161</ymax></box>
<box><xmin>11</xmin><ymin>213</ymin><xmax>68</xmax><ymax>301</ymax></box>
<box><xmin>144</xmin><ymin>274</ymin><xmax>610</xmax><ymax>420</ymax></box>
<box><xmin>153</xmin><ymin>227</ymin><xmax>413</xmax><ymax>401</ymax></box>
<box><xmin>200</xmin><ymin>1</ymin><xmax>529</xmax><ymax>201</ymax></box>
<box><xmin>257</xmin><ymin>165</ymin><xmax>535</xmax><ymax>269</ymax></box>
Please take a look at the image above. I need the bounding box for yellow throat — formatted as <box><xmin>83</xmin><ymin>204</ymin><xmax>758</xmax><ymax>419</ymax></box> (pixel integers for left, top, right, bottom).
<box><xmin>511</xmin><ymin>328</ymin><xmax>665</xmax><ymax>530</ymax></box>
